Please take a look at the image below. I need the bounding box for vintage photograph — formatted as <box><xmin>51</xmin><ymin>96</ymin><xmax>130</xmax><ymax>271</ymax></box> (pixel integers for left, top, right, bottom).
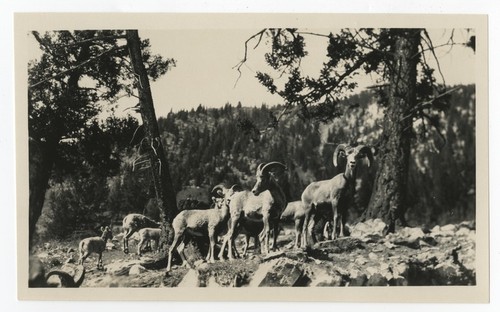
<box><xmin>16</xmin><ymin>13</ymin><xmax>488</xmax><ymax>301</ymax></box>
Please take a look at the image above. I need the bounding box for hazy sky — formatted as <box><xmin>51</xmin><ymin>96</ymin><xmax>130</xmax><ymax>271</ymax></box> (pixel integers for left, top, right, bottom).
<box><xmin>29</xmin><ymin>28</ymin><xmax>476</xmax><ymax>118</ymax></box>
<box><xmin>134</xmin><ymin>28</ymin><xmax>475</xmax><ymax>117</ymax></box>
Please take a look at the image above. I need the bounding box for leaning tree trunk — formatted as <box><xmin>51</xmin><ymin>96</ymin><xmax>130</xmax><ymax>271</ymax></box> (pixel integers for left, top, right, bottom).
<box><xmin>126</xmin><ymin>30</ymin><xmax>177</xmax><ymax>252</ymax></box>
<box><xmin>362</xmin><ymin>29</ymin><xmax>421</xmax><ymax>233</ymax></box>
<box><xmin>28</xmin><ymin>138</ymin><xmax>58</xmax><ymax>250</ymax></box>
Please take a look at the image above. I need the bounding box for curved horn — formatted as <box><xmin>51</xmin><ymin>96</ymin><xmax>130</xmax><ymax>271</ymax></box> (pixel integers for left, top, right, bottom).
<box><xmin>211</xmin><ymin>184</ymin><xmax>227</xmax><ymax>198</ymax></box>
<box><xmin>230</xmin><ymin>184</ymin><xmax>243</xmax><ymax>192</ymax></box>
<box><xmin>256</xmin><ymin>163</ymin><xmax>265</xmax><ymax>174</ymax></box>
<box><xmin>355</xmin><ymin>145</ymin><xmax>374</xmax><ymax>168</ymax></box>
<box><xmin>45</xmin><ymin>270</ymin><xmax>78</xmax><ymax>287</ymax></box>
<box><xmin>333</xmin><ymin>144</ymin><xmax>347</xmax><ymax>168</ymax></box>
<box><xmin>260</xmin><ymin>161</ymin><xmax>286</xmax><ymax>174</ymax></box>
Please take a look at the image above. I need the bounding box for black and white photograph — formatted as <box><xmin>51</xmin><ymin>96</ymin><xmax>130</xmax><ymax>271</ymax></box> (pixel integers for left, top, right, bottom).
<box><xmin>12</xmin><ymin>11</ymin><xmax>489</xmax><ymax>303</ymax></box>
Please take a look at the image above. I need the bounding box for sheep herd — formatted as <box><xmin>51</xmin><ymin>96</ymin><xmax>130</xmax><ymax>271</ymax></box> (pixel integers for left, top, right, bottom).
<box><xmin>78</xmin><ymin>144</ymin><xmax>373</xmax><ymax>272</ymax></box>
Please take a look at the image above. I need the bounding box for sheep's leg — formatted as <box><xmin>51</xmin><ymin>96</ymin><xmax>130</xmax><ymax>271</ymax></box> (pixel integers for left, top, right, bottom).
<box><xmin>332</xmin><ymin>206</ymin><xmax>338</xmax><ymax>240</ymax></box>
<box><xmin>123</xmin><ymin>229</ymin><xmax>135</xmax><ymax>254</ymax></box>
<box><xmin>137</xmin><ymin>237</ymin><xmax>145</xmax><ymax>256</ymax></box>
<box><xmin>177</xmin><ymin>239</ymin><xmax>192</xmax><ymax>269</ymax></box>
<box><xmin>259</xmin><ymin>213</ymin><xmax>270</xmax><ymax>254</ymax></box>
<box><xmin>241</xmin><ymin>234</ymin><xmax>250</xmax><ymax>257</ymax></box>
<box><xmin>294</xmin><ymin>216</ymin><xmax>303</xmax><ymax>249</ymax></box>
<box><xmin>208</xmin><ymin>228</ymin><xmax>216</xmax><ymax>263</ymax></box>
<box><xmin>79</xmin><ymin>252</ymin><xmax>89</xmax><ymax>266</ymax></box>
<box><xmin>338</xmin><ymin>213</ymin><xmax>345</xmax><ymax>238</ymax></box>
<box><xmin>254</xmin><ymin>235</ymin><xmax>261</xmax><ymax>254</ymax></box>
<box><xmin>155</xmin><ymin>238</ymin><xmax>160</xmax><ymax>253</ymax></box>
<box><xmin>301</xmin><ymin>204</ymin><xmax>314</xmax><ymax>248</ymax></box>
<box><xmin>308</xmin><ymin>213</ymin><xmax>317</xmax><ymax>244</ymax></box>
<box><xmin>218</xmin><ymin>235</ymin><xmax>228</xmax><ymax>260</ymax></box>
<box><xmin>323</xmin><ymin>220</ymin><xmax>331</xmax><ymax>240</ymax></box>
<box><xmin>226</xmin><ymin>217</ymin><xmax>239</xmax><ymax>260</ymax></box>
<box><xmin>271</xmin><ymin>221</ymin><xmax>280</xmax><ymax>251</ymax></box>
<box><xmin>167</xmin><ymin>231</ymin><xmax>183</xmax><ymax>271</ymax></box>
<box><xmin>97</xmin><ymin>252</ymin><xmax>103</xmax><ymax>270</ymax></box>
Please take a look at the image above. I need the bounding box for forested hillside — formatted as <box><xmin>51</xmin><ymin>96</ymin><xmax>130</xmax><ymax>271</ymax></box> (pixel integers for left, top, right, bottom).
<box><xmin>35</xmin><ymin>85</ymin><xmax>475</xmax><ymax>240</ymax></box>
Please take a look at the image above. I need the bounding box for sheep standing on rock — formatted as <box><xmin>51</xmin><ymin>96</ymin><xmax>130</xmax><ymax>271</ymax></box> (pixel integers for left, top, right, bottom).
<box><xmin>300</xmin><ymin>144</ymin><xmax>373</xmax><ymax>247</ymax></box>
<box><xmin>166</xmin><ymin>184</ymin><xmax>239</xmax><ymax>271</ymax></box>
<box><xmin>220</xmin><ymin>162</ymin><xmax>287</xmax><ymax>260</ymax></box>
<box><xmin>78</xmin><ymin>226</ymin><xmax>113</xmax><ymax>270</ymax></box>
<box><xmin>122</xmin><ymin>213</ymin><xmax>160</xmax><ymax>254</ymax></box>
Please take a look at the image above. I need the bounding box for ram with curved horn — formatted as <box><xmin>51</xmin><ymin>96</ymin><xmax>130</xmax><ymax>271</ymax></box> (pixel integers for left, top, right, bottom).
<box><xmin>299</xmin><ymin>144</ymin><xmax>374</xmax><ymax>247</ymax></box>
<box><xmin>29</xmin><ymin>256</ymin><xmax>85</xmax><ymax>287</ymax></box>
<box><xmin>219</xmin><ymin>161</ymin><xmax>287</xmax><ymax>260</ymax></box>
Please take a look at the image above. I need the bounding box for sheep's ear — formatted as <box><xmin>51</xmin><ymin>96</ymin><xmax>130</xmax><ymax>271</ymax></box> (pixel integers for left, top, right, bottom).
<box><xmin>100</xmin><ymin>226</ymin><xmax>104</xmax><ymax>232</ymax></box>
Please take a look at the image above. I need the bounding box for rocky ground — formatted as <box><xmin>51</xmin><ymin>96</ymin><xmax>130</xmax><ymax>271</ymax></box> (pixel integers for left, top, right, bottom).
<box><xmin>33</xmin><ymin>219</ymin><xmax>476</xmax><ymax>287</ymax></box>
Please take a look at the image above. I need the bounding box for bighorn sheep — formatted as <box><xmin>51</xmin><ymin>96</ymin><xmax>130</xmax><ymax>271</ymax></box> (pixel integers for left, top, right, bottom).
<box><xmin>166</xmin><ymin>184</ymin><xmax>239</xmax><ymax>271</ymax></box>
<box><xmin>122</xmin><ymin>213</ymin><xmax>160</xmax><ymax>254</ymax></box>
<box><xmin>29</xmin><ymin>256</ymin><xmax>85</xmax><ymax>288</ymax></box>
<box><xmin>137</xmin><ymin>228</ymin><xmax>161</xmax><ymax>256</ymax></box>
<box><xmin>301</xmin><ymin>144</ymin><xmax>373</xmax><ymax>247</ymax></box>
<box><xmin>220</xmin><ymin>162</ymin><xmax>287</xmax><ymax>260</ymax></box>
<box><xmin>78</xmin><ymin>226</ymin><xmax>114</xmax><ymax>270</ymax></box>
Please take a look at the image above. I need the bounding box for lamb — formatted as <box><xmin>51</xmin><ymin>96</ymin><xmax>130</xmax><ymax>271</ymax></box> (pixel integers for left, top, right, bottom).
<box><xmin>166</xmin><ymin>184</ymin><xmax>239</xmax><ymax>271</ymax></box>
<box><xmin>122</xmin><ymin>213</ymin><xmax>160</xmax><ymax>254</ymax></box>
<box><xmin>78</xmin><ymin>226</ymin><xmax>114</xmax><ymax>270</ymax></box>
<box><xmin>220</xmin><ymin>162</ymin><xmax>287</xmax><ymax>260</ymax></box>
<box><xmin>301</xmin><ymin>144</ymin><xmax>373</xmax><ymax>247</ymax></box>
<box><xmin>137</xmin><ymin>228</ymin><xmax>162</xmax><ymax>256</ymax></box>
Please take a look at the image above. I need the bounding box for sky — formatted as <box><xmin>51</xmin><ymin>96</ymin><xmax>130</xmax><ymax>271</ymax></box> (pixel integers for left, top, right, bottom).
<box><xmin>25</xmin><ymin>28</ymin><xmax>475</xmax><ymax>118</ymax></box>
<box><xmin>123</xmin><ymin>28</ymin><xmax>476</xmax><ymax>117</ymax></box>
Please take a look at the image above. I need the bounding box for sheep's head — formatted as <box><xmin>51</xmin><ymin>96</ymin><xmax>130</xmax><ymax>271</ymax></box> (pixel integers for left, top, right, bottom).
<box><xmin>100</xmin><ymin>226</ymin><xmax>113</xmax><ymax>242</ymax></box>
<box><xmin>211</xmin><ymin>184</ymin><xmax>241</xmax><ymax>209</ymax></box>
<box><xmin>252</xmin><ymin>161</ymin><xmax>286</xmax><ymax>195</ymax></box>
<box><xmin>333</xmin><ymin>144</ymin><xmax>373</xmax><ymax>174</ymax></box>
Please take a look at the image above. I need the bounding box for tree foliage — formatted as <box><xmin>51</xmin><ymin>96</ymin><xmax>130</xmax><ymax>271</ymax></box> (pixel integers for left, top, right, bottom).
<box><xmin>28</xmin><ymin>30</ymin><xmax>174</xmax><ymax>245</ymax></box>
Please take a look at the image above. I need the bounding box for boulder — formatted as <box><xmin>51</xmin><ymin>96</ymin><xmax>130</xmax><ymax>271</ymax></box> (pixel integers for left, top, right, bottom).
<box><xmin>177</xmin><ymin>269</ymin><xmax>200</xmax><ymax>287</ymax></box>
<box><xmin>252</xmin><ymin>259</ymin><xmax>305</xmax><ymax>287</ymax></box>
<box><xmin>366</xmin><ymin>273</ymin><xmax>388</xmax><ymax>286</ymax></box>
<box><xmin>129</xmin><ymin>264</ymin><xmax>147</xmax><ymax>275</ymax></box>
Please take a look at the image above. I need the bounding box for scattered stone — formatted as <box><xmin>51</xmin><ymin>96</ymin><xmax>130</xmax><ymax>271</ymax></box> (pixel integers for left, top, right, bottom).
<box><xmin>384</xmin><ymin>241</ymin><xmax>396</xmax><ymax>249</ymax></box>
<box><xmin>368</xmin><ymin>252</ymin><xmax>378</xmax><ymax>260</ymax></box>
<box><xmin>355</xmin><ymin>257</ymin><xmax>367</xmax><ymax>265</ymax></box>
<box><xmin>177</xmin><ymin>269</ymin><xmax>200</xmax><ymax>287</ymax></box>
<box><xmin>348</xmin><ymin>271</ymin><xmax>368</xmax><ymax>286</ymax></box>
<box><xmin>390</xmin><ymin>276</ymin><xmax>408</xmax><ymax>286</ymax></box>
<box><xmin>441</xmin><ymin>224</ymin><xmax>458</xmax><ymax>232</ymax></box>
<box><xmin>129</xmin><ymin>264</ymin><xmax>147</xmax><ymax>275</ymax></box>
<box><xmin>256</xmin><ymin>259</ymin><xmax>304</xmax><ymax>287</ymax></box>
<box><xmin>206</xmin><ymin>275</ymin><xmax>222</xmax><ymax>287</ymax></box>
<box><xmin>366</xmin><ymin>266</ymin><xmax>378</xmax><ymax>275</ymax></box>
<box><xmin>367</xmin><ymin>273</ymin><xmax>388</xmax><ymax>286</ymax></box>
<box><xmin>313</xmin><ymin>270</ymin><xmax>344</xmax><ymax>287</ymax></box>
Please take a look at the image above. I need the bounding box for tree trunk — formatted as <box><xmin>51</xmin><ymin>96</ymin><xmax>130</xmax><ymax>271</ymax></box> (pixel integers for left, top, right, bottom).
<box><xmin>362</xmin><ymin>29</ymin><xmax>420</xmax><ymax>233</ymax></box>
<box><xmin>126</xmin><ymin>30</ymin><xmax>177</xmax><ymax>252</ymax></box>
<box><xmin>29</xmin><ymin>138</ymin><xmax>58</xmax><ymax>249</ymax></box>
